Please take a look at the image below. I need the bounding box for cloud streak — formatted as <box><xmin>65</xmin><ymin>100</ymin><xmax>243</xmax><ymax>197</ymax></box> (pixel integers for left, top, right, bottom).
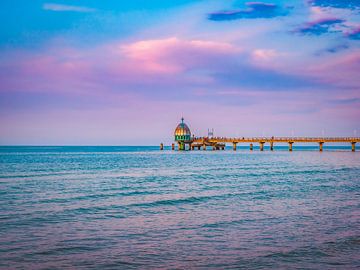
<box><xmin>208</xmin><ymin>2</ymin><xmax>288</xmax><ymax>21</ymax></box>
<box><xmin>43</xmin><ymin>3</ymin><xmax>96</xmax><ymax>12</ymax></box>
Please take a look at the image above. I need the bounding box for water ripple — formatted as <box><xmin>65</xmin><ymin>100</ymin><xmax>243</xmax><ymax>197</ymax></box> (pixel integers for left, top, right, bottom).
<box><xmin>0</xmin><ymin>146</ymin><xmax>359</xmax><ymax>269</ymax></box>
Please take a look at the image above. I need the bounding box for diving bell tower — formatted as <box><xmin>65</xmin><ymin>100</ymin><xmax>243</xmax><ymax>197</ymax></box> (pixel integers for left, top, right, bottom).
<box><xmin>174</xmin><ymin>118</ymin><xmax>192</xmax><ymax>150</ymax></box>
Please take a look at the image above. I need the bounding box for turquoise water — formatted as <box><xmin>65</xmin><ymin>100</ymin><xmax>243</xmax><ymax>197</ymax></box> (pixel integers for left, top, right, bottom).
<box><xmin>0</xmin><ymin>146</ymin><xmax>359</xmax><ymax>269</ymax></box>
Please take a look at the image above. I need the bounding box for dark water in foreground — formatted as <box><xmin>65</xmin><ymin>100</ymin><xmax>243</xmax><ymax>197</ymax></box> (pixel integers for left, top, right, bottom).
<box><xmin>0</xmin><ymin>146</ymin><xmax>359</xmax><ymax>269</ymax></box>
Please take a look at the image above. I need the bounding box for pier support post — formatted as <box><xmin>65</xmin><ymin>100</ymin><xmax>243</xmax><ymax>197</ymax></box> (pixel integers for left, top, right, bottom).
<box><xmin>270</xmin><ymin>142</ymin><xmax>274</xmax><ymax>151</ymax></box>
<box><xmin>203</xmin><ymin>144</ymin><xmax>206</xmax><ymax>151</ymax></box>
<box><xmin>212</xmin><ymin>146</ymin><xmax>216</xmax><ymax>151</ymax></box>
<box><xmin>250</xmin><ymin>143</ymin><xmax>253</xmax><ymax>151</ymax></box>
<box><xmin>197</xmin><ymin>145</ymin><xmax>201</xmax><ymax>150</ymax></box>
<box><xmin>288</xmin><ymin>142</ymin><xmax>293</xmax><ymax>152</ymax></box>
<box><xmin>178</xmin><ymin>142</ymin><xmax>185</xmax><ymax>151</ymax></box>
<box><xmin>259</xmin><ymin>142</ymin><xmax>265</xmax><ymax>151</ymax></box>
<box><xmin>319</xmin><ymin>142</ymin><xmax>324</xmax><ymax>152</ymax></box>
<box><xmin>352</xmin><ymin>142</ymin><xmax>356</xmax><ymax>152</ymax></box>
<box><xmin>222</xmin><ymin>146</ymin><xmax>225</xmax><ymax>150</ymax></box>
<box><xmin>233</xmin><ymin>142</ymin><xmax>237</xmax><ymax>151</ymax></box>
<box><xmin>160</xmin><ymin>143</ymin><xmax>163</xmax><ymax>150</ymax></box>
<box><xmin>171</xmin><ymin>143</ymin><xmax>175</xmax><ymax>150</ymax></box>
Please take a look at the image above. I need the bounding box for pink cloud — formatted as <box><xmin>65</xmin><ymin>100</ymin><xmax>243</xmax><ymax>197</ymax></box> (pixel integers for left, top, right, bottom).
<box><xmin>0</xmin><ymin>35</ymin><xmax>358</xmax><ymax>105</ymax></box>
<box><xmin>250</xmin><ymin>49</ymin><xmax>288</xmax><ymax>69</ymax></box>
<box><xmin>306</xmin><ymin>50</ymin><xmax>360</xmax><ymax>88</ymax></box>
<box><xmin>0</xmin><ymin>37</ymin><xmax>240</xmax><ymax>95</ymax></box>
<box><xmin>117</xmin><ymin>37</ymin><xmax>237</xmax><ymax>74</ymax></box>
<box><xmin>0</xmin><ymin>48</ymin><xmax>96</xmax><ymax>94</ymax></box>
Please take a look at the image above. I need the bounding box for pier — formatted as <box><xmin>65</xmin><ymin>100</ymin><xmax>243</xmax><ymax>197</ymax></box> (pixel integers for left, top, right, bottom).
<box><xmin>165</xmin><ymin>118</ymin><xmax>360</xmax><ymax>152</ymax></box>
<box><xmin>190</xmin><ymin>137</ymin><xmax>359</xmax><ymax>152</ymax></box>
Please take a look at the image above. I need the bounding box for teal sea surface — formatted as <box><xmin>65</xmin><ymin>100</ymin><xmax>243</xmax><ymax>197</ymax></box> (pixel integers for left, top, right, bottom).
<box><xmin>0</xmin><ymin>146</ymin><xmax>359</xmax><ymax>269</ymax></box>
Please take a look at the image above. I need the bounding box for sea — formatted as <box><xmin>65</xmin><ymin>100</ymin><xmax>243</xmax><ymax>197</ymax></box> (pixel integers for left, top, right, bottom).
<box><xmin>0</xmin><ymin>146</ymin><xmax>359</xmax><ymax>269</ymax></box>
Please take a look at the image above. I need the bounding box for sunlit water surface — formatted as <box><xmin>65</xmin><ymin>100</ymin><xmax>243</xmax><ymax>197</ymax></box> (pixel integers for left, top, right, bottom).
<box><xmin>0</xmin><ymin>146</ymin><xmax>359</xmax><ymax>269</ymax></box>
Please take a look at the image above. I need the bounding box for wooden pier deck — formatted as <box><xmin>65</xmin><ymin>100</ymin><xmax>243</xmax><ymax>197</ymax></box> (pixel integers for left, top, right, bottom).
<box><xmin>187</xmin><ymin>137</ymin><xmax>360</xmax><ymax>151</ymax></box>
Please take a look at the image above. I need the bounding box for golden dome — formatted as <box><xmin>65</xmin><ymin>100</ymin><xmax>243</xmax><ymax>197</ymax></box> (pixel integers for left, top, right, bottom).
<box><xmin>174</xmin><ymin>118</ymin><xmax>191</xmax><ymax>141</ymax></box>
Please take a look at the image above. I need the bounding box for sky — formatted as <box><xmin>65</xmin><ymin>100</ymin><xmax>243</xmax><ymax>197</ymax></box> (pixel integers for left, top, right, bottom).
<box><xmin>0</xmin><ymin>0</ymin><xmax>359</xmax><ymax>145</ymax></box>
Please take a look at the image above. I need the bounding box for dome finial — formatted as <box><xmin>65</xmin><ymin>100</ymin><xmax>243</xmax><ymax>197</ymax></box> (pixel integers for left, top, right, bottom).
<box><xmin>181</xmin><ymin>117</ymin><xmax>184</xmax><ymax>123</ymax></box>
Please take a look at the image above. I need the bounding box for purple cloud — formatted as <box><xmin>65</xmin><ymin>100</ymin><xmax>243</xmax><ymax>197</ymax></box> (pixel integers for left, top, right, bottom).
<box><xmin>347</xmin><ymin>26</ymin><xmax>360</xmax><ymax>39</ymax></box>
<box><xmin>208</xmin><ymin>2</ymin><xmax>288</xmax><ymax>21</ymax></box>
<box><xmin>328</xmin><ymin>98</ymin><xmax>360</xmax><ymax>104</ymax></box>
<box><xmin>308</xmin><ymin>0</ymin><xmax>360</xmax><ymax>9</ymax></box>
<box><xmin>316</xmin><ymin>43</ymin><xmax>349</xmax><ymax>55</ymax></box>
<box><xmin>295</xmin><ymin>18</ymin><xmax>345</xmax><ymax>35</ymax></box>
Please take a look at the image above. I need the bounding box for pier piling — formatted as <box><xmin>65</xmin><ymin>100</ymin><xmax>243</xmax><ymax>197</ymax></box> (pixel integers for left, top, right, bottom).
<box><xmin>160</xmin><ymin>143</ymin><xmax>163</xmax><ymax>150</ymax></box>
<box><xmin>319</xmin><ymin>142</ymin><xmax>324</xmax><ymax>152</ymax></box>
<box><xmin>352</xmin><ymin>142</ymin><xmax>356</xmax><ymax>152</ymax></box>
<box><xmin>250</xmin><ymin>143</ymin><xmax>253</xmax><ymax>151</ymax></box>
<box><xmin>259</xmin><ymin>142</ymin><xmax>265</xmax><ymax>151</ymax></box>
<box><xmin>288</xmin><ymin>142</ymin><xmax>294</xmax><ymax>151</ymax></box>
<box><xmin>233</xmin><ymin>142</ymin><xmax>237</xmax><ymax>151</ymax></box>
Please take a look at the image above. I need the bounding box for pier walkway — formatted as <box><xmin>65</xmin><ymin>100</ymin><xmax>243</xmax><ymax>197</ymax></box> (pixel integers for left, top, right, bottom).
<box><xmin>187</xmin><ymin>137</ymin><xmax>360</xmax><ymax>151</ymax></box>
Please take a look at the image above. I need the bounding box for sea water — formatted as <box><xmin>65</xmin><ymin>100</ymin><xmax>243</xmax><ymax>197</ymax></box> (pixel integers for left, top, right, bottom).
<box><xmin>0</xmin><ymin>146</ymin><xmax>359</xmax><ymax>269</ymax></box>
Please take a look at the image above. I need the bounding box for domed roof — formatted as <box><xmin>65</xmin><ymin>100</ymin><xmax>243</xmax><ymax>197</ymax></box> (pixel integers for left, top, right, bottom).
<box><xmin>174</xmin><ymin>118</ymin><xmax>191</xmax><ymax>136</ymax></box>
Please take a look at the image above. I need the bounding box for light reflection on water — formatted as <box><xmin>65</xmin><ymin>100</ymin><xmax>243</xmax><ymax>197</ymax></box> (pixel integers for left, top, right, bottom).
<box><xmin>0</xmin><ymin>146</ymin><xmax>359</xmax><ymax>269</ymax></box>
